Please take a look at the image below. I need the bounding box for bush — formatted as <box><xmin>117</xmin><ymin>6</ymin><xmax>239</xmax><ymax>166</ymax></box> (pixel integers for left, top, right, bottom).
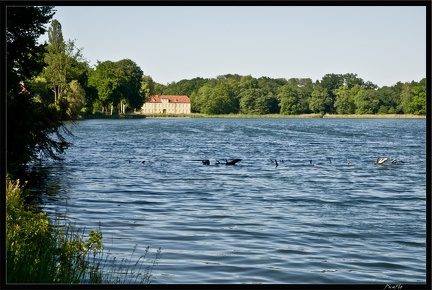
<box><xmin>6</xmin><ymin>176</ymin><xmax>160</xmax><ymax>283</ymax></box>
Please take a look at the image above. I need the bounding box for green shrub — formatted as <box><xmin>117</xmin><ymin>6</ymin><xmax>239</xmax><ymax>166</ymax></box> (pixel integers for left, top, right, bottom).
<box><xmin>6</xmin><ymin>177</ymin><xmax>160</xmax><ymax>283</ymax></box>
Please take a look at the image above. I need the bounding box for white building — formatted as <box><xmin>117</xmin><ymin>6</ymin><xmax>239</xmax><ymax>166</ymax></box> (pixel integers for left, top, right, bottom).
<box><xmin>141</xmin><ymin>95</ymin><xmax>191</xmax><ymax>114</ymax></box>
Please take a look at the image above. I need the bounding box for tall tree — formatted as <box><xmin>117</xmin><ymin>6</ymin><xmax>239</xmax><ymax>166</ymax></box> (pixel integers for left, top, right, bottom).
<box><xmin>140</xmin><ymin>75</ymin><xmax>155</xmax><ymax>102</ymax></box>
<box><xmin>334</xmin><ymin>85</ymin><xmax>355</xmax><ymax>114</ymax></box>
<box><xmin>354</xmin><ymin>87</ymin><xmax>380</xmax><ymax>114</ymax></box>
<box><xmin>43</xmin><ymin>19</ymin><xmax>84</xmax><ymax>105</ymax></box>
<box><xmin>278</xmin><ymin>83</ymin><xmax>302</xmax><ymax>115</ymax></box>
<box><xmin>319</xmin><ymin>73</ymin><xmax>345</xmax><ymax>113</ymax></box>
<box><xmin>308</xmin><ymin>84</ymin><xmax>331</xmax><ymax>114</ymax></box>
<box><xmin>115</xmin><ymin>59</ymin><xmax>144</xmax><ymax>113</ymax></box>
<box><xmin>88</xmin><ymin>60</ymin><xmax>119</xmax><ymax>113</ymax></box>
<box><xmin>6</xmin><ymin>6</ymin><xmax>74</xmax><ymax>174</ymax></box>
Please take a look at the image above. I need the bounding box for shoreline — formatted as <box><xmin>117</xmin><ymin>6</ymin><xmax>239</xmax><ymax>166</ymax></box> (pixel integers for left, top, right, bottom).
<box><xmin>78</xmin><ymin>113</ymin><xmax>426</xmax><ymax>119</ymax></box>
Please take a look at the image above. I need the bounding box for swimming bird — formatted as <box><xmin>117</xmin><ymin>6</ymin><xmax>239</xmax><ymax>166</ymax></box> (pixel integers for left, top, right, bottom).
<box><xmin>270</xmin><ymin>159</ymin><xmax>279</xmax><ymax>167</ymax></box>
<box><xmin>224</xmin><ymin>159</ymin><xmax>242</xmax><ymax>165</ymax></box>
<box><xmin>142</xmin><ymin>160</ymin><xmax>146</xmax><ymax>164</ymax></box>
<box><xmin>193</xmin><ymin>159</ymin><xmax>210</xmax><ymax>165</ymax></box>
<box><xmin>391</xmin><ymin>158</ymin><xmax>404</xmax><ymax>164</ymax></box>
<box><xmin>375</xmin><ymin>157</ymin><xmax>389</xmax><ymax>165</ymax></box>
<box><xmin>327</xmin><ymin>157</ymin><xmax>332</xmax><ymax>164</ymax></box>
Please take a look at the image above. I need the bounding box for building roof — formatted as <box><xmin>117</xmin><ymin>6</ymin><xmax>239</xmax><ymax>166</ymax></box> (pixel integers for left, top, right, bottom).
<box><xmin>147</xmin><ymin>95</ymin><xmax>190</xmax><ymax>103</ymax></box>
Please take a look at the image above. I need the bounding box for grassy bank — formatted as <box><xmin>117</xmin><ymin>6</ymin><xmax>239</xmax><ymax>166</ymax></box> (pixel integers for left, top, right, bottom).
<box><xmin>79</xmin><ymin>112</ymin><xmax>425</xmax><ymax>119</ymax></box>
<box><xmin>6</xmin><ymin>177</ymin><xmax>160</xmax><ymax>284</ymax></box>
<box><xmin>193</xmin><ymin>113</ymin><xmax>426</xmax><ymax>119</ymax></box>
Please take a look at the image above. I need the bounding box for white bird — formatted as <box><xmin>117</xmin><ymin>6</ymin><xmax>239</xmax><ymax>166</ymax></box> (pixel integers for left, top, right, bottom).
<box><xmin>375</xmin><ymin>157</ymin><xmax>389</xmax><ymax>165</ymax></box>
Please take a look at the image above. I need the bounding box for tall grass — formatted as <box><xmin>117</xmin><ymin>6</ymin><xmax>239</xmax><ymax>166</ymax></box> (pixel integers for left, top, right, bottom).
<box><xmin>6</xmin><ymin>176</ymin><xmax>161</xmax><ymax>284</ymax></box>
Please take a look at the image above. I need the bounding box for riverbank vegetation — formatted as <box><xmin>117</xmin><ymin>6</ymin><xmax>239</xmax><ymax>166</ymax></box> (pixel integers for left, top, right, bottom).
<box><xmin>6</xmin><ymin>177</ymin><xmax>160</xmax><ymax>283</ymax></box>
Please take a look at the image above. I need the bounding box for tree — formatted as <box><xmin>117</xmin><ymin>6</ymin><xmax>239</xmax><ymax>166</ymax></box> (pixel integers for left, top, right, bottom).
<box><xmin>115</xmin><ymin>59</ymin><xmax>144</xmax><ymax>113</ymax></box>
<box><xmin>318</xmin><ymin>73</ymin><xmax>345</xmax><ymax>113</ymax></box>
<box><xmin>6</xmin><ymin>6</ymin><xmax>74</xmax><ymax>173</ymax></box>
<box><xmin>278</xmin><ymin>83</ymin><xmax>302</xmax><ymax>115</ymax></box>
<box><xmin>195</xmin><ymin>80</ymin><xmax>238</xmax><ymax>114</ymax></box>
<box><xmin>64</xmin><ymin>80</ymin><xmax>86</xmax><ymax>118</ymax></box>
<box><xmin>397</xmin><ymin>82</ymin><xmax>414</xmax><ymax>114</ymax></box>
<box><xmin>239</xmin><ymin>88</ymin><xmax>271</xmax><ymax>114</ymax></box>
<box><xmin>376</xmin><ymin>86</ymin><xmax>399</xmax><ymax>114</ymax></box>
<box><xmin>88</xmin><ymin>60</ymin><xmax>119</xmax><ymax>113</ymax></box>
<box><xmin>408</xmin><ymin>78</ymin><xmax>426</xmax><ymax>115</ymax></box>
<box><xmin>354</xmin><ymin>87</ymin><xmax>380</xmax><ymax>114</ymax></box>
<box><xmin>140</xmin><ymin>75</ymin><xmax>155</xmax><ymax>102</ymax></box>
<box><xmin>334</xmin><ymin>85</ymin><xmax>355</xmax><ymax>114</ymax></box>
<box><xmin>43</xmin><ymin>19</ymin><xmax>84</xmax><ymax>105</ymax></box>
<box><xmin>308</xmin><ymin>84</ymin><xmax>331</xmax><ymax>114</ymax></box>
<box><xmin>88</xmin><ymin>59</ymin><xmax>143</xmax><ymax>114</ymax></box>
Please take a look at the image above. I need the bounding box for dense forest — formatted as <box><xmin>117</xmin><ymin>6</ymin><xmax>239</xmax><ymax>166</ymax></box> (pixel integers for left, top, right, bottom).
<box><xmin>6</xmin><ymin>7</ymin><xmax>426</xmax><ymax>171</ymax></box>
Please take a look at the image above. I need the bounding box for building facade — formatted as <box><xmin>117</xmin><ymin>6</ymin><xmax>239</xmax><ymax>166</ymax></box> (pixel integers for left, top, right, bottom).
<box><xmin>141</xmin><ymin>95</ymin><xmax>191</xmax><ymax>114</ymax></box>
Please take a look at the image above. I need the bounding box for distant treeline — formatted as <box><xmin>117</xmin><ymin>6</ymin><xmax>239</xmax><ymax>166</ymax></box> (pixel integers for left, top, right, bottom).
<box><xmin>24</xmin><ymin>17</ymin><xmax>425</xmax><ymax>117</ymax></box>
<box><xmin>159</xmin><ymin>73</ymin><xmax>426</xmax><ymax>116</ymax></box>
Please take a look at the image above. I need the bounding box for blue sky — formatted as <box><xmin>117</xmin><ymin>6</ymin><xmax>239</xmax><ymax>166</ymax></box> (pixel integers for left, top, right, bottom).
<box><xmin>39</xmin><ymin>5</ymin><xmax>427</xmax><ymax>87</ymax></box>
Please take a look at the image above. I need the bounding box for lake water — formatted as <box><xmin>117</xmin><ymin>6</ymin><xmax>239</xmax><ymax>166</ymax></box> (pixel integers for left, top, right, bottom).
<box><xmin>28</xmin><ymin>118</ymin><xmax>427</xmax><ymax>284</ymax></box>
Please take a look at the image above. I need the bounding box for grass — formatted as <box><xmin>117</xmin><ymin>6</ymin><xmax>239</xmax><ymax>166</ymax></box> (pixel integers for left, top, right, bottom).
<box><xmin>139</xmin><ymin>113</ymin><xmax>425</xmax><ymax>119</ymax></box>
<box><xmin>6</xmin><ymin>176</ymin><xmax>161</xmax><ymax>284</ymax></box>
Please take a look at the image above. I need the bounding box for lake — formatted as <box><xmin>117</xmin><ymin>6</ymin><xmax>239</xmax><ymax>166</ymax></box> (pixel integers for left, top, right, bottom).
<box><xmin>28</xmin><ymin>117</ymin><xmax>427</xmax><ymax>284</ymax></box>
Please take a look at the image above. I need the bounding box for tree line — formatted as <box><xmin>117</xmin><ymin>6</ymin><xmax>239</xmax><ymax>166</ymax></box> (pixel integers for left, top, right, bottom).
<box><xmin>6</xmin><ymin>7</ymin><xmax>426</xmax><ymax>172</ymax></box>
<box><xmin>28</xmin><ymin>17</ymin><xmax>426</xmax><ymax>119</ymax></box>
<box><xmin>162</xmin><ymin>74</ymin><xmax>426</xmax><ymax>116</ymax></box>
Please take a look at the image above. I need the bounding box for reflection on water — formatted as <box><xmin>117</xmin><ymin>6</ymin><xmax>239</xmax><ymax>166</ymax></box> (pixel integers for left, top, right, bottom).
<box><xmin>22</xmin><ymin>118</ymin><xmax>427</xmax><ymax>284</ymax></box>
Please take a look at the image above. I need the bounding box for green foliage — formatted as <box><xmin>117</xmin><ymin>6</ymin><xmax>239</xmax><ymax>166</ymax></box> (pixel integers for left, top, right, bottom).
<box><xmin>64</xmin><ymin>80</ymin><xmax>86</xmax><ymax>118</ymax></box>
<box><xmin>7</xmin><ymin>7</ymin><xmax>76</xmax><ymax>173</ymax></box>
<box><xmin>140</xmin><ymin>75</ymin><xmax>155</xmax><ymax>102</ymax></box>
<box><xmin>354</xmin><ymin>87</ymin><xmax>380</xmax><ymax>114</ymax></box>
<box><xmin>334</xmin><ymin>85</ymin><xmax>352</xmax><ymax>114</ymax></box>
<box><xmin>43</xmin><ymin>19</ymin><xmax>85</xmax><ymax>105</ymax></box>
<box><xmin>278</xmin><ymin>83</ymin><xmax>302</xmax><ymax>115</ymax></box>
<box><xmin>308</xmin><ymin>84</ymin><xmax>331</xmax><ymax>114</ymax></box>
<box><xmin>88</xmin><ymin>59</ymin><xmax>143</xmax><ymax>114</ymax></box>
<box><xmin>6</xmin><ymin>177</ymin><xmax>160</xmax><ymax>284</ymax></box>
<box><xmin>162</xmin><ymin>77</ymin><xmax>208</xmax><ymax>96</ymax></box>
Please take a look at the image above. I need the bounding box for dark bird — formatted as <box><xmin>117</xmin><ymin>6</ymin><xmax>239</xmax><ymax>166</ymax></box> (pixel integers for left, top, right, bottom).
<box><xmin>270</xmin><ymin>159</ymin><xmax>279</xmax><ymax>167</ymax></box>
<box><xmin>142</xmin><ymin>160</ymin><xmax>146</xmax><ymax>164</ymax></box>
<box><xmin>327</xmin><ymin>157</ymin><xmax>332</xmax><ymax>164</ymax></box>
<box><xmin>193</xmin><ymin>159</ymin><xmax>210</xmax><ymax>165</ymax></box>
<box><xmin>375</xmin><ymin>157</ymin><xmax>389</xmax><ymax>165</ymax></box>
<box><xmin>391</xmin><ymin>158</ymin><xmax>404</xmax><ymax>164</ymax></box>
<box><xmin>224</xmin><ymin>159</ymin><xmax>242</xmax><ymax>165</ymax></box>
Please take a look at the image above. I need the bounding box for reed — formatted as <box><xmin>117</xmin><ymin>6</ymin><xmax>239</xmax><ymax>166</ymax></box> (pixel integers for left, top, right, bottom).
<box><xmin>6</xmin><ymin>177</ymin><xmax>160</xmax><ymax>284</ymax></box>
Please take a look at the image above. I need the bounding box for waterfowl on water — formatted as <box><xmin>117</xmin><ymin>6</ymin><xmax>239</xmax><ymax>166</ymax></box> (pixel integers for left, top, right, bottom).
<box><xmin>375</xmin><ymin>157</ymin><xmax>389</xmax><ymax>165</ymax></box>
<box><xmin>270</xmin><ymin>159</ymin><xmax>279</xmax><ymax>167</ymax></box>
<box><xmin>193</xmin><ymin>159</ymin><xmax>210</xmax><ymax>165</ymax></box>
<box><xmin>391</xmin><ymin>158</ymin><xmax>405</xmax><ymax>164</ymax></box>
<box><xmin>224</xmin><ymin>159</ymin><xmax>242</xmax><ymax>165</ymax></box>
